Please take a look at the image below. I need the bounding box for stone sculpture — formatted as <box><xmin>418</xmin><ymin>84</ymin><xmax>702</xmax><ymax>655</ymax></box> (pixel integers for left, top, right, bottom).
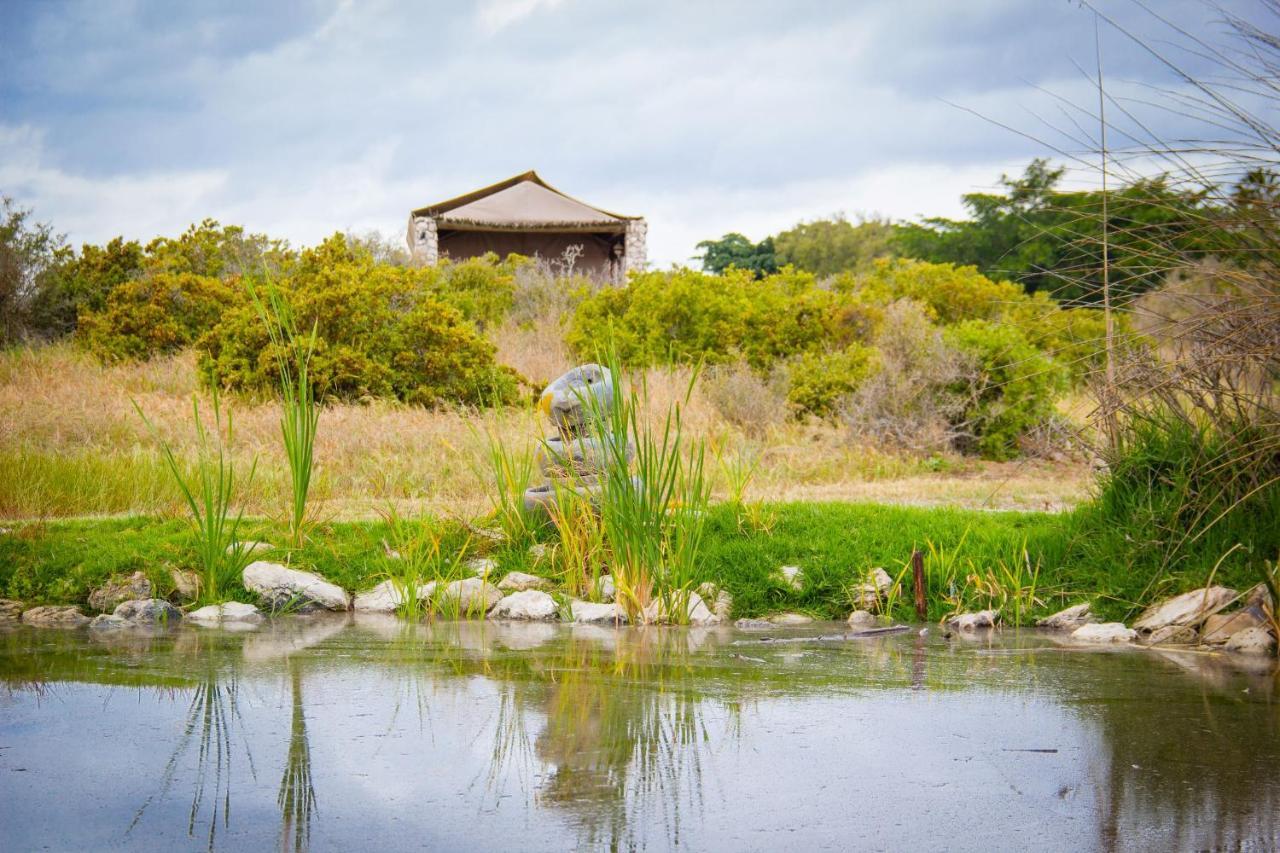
<box><xmin>522</xmin><ymin>364</ymin><xmax>630</xmax><ymax>515</ymax></box>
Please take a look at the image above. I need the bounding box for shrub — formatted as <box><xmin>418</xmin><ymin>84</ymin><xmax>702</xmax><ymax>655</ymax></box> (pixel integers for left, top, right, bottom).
<box><xmin>944</xmin><ymin>320</ymin><xmax>1069</xmax><ymax>460</ymax></box>
<box><xmin>422</xmin><ymin>253</ymin><xmax>522</xmax><ymax>330</ymax></box>
<box><xmin>786</xmin><ymin>343</ymin><xmax>879</xmax><ymax>420</ymax></box>
<box><xmin>700</xmin><ymin>361</ymin><xmax>790</xmax><ymax>436</ymax></box>
<box><xmin>199</xmin><ymin>235</ymin><xmax>519</xmax><ymax>407</ymax></box>
<box><xmin>79</xmin><ymin>272</ymin><xmax>239</xmax><ymax>362</ymax></box>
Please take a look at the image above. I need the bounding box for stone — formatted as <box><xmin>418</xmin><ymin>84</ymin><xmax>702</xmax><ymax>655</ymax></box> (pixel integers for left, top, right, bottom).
<box><xmin>170</xmin><ymin>569</ymin><xmax>201</xmax><ymax>600</ymax></box>
<box><xmin>642</xmin><ymin>591</ymin><xmax>721</xmax><ymax>625</ymax></box>
<box><xmin>437</xmin><ymin>578</ymin><xmax>502</xmax><ymax>617</ymax></box>
<box><xmin>113</xmin><ymin>598</ymin><xmax>183</xmax><ymax>625</ymax></box>
<box><xmin>243</xmin><ymin>561</ymin><xmax>350</xmax><ymax>612</ymax></box>
<box><xmin>353</xmin><ymin>580</ymin><xmax>436</xmax><ymax>613</ymax></box>
<box><xmin>1142</xmin><ymin>624</ymin><xmax>1199</xmax><ymax>645</ymax></box>
<box><xmin>490</xmin><ymin>590</ymin><xmax>559</xmax><ymax>621</ymax></box>
<box><xmin>187</xmin><ymin>602</ymin><xmax>266</xmax><ymax>626</ymax></box>
<box><xmin>849</xmin><ymin>568</ymin><xmax>893</xmax><ymax>609</ymax></box>
<box><xmin>21</xmin><ymin>605</ymin><xmax>90</xmax><ymax>628</ymax></box>
<box><xmin>1202</xmin><ymin>605</ymin><xmax>1268</xmax><ymax>645</ymax></box>
<box><xmin>538</xmin><ymin>364</ymin><xmax>614</xmax><ymax>433</ymax></box>
<box><xmin>1224</xmin><ymin>626</ymin><xmax>1276</xmax><ymax>655</ymax></box>
<box><xmin>498</xmin><ymin>571</ymin><xmax>551</xmax><ymax>592</ymax></box>
<box><xmin>1133</xmin><ymin>586</ymin><xmax>1236</xmax><ymax>636</ymax></box>
<box><xmin>779</xmin><ymin>565</ymin><xmax>804</xmax><ymax>591</ymax></box>
<box><xmin>1071</xmin><ymin>622</ymin><xmax>1136</xmax><ymax>644</ymax></box>
<box><xmin>1037</xmin><ymin>603</ymin><xmax>1095</xmax><ymax>631</ymax></box>
<box><xmin>847</xmin><ymin>610</ymin><xmax>877</xmax><ymax>630</ymax></box>
<box><xmin>0</xmin><ymin>598</ymin><xmax>24</xmax><ymax>623</ymax></box>
<box><xmin>768</xmin><ymin>612</ymin><xmax>813</xmax><ymax>626</ymax></box>
<box><xmin>735</xmin><ymin>618</ymin><xmax>774</xmax><ymax>630</ymax></box>
<box><xmin>466</xmin><ymin>557</ymin><xmax>498</xmax><ymax>578</ymax></box>
<box><xmin>595</xmin><ymin>575</ymin><xmax>617</xmax><ymax>602</ymax></box>
<box><xmin>473</xmin><ymin>527</ymin><xmax>505</xmax><ymax>544</ymax></box>
<box><xmin>227</xmin><ymin>540</ymin><xmax>273</xmax><ymax>558</ymax></box>
<box><xmin>698</xmin><ymin>583</ymin><xmax>733</xmax><ymax>621</ymax></box>
<box><xmin>89</xmin><ymin>614</ymin><xmax>130</xmax><ymax>631</ymax></box>
<box><xmin>538</xmin><ymin>434</ymin><xmax>633</xmax><ymax>478</ymax></box>
<box><xmin>570</xmin><ymin>600</ymin><xmax>626</xmax><ymax>625</ymax></box>
<box><xmin>88</xmin><ymin>571</ymin><xmax>152</xmax><ymax>613</ymax></box>
<box><xmin>948</xmin><ymin>610</ymin><xmax>999</xmax><ymax>631</ymax></box>
<box><xmin>528</xmin><ymin>543</ymin><xmax>549</xmax><ymax>562</ymax></box>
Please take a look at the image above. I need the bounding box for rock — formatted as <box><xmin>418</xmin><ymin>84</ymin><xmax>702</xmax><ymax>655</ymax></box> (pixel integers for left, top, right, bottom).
<box><xmin>227</xmin><ymin>540</ymin><xmax>272</xmax><ymax>558</ymax></box>
<box><xmin>698</xmin><ymin>583</ymin><xmax>734</xmax><ymax>621</ymax></box>
<box><xmin>1202</xmin><ymin>604</ymin><xmax>1268</xmax><ymax>645</ymax></box>
<box><xmin>0</xmin><ymin>598</ymin><xmax>24</xmax><ymax>624</ymax></box>
<box><xmin>1037</xmin><ymin>603</ymin><xmax>1095</xmax><ymax>631</ymax></box>
<box><xmin>170</xmin><ymin>569</ymin><xmax>201</xmax><ymax>600</ymax></box>
<box><xmin>847</xmin><ymin>610</ymin><xmax>877</xmax><ymax>630</ymax></box>
<box><xmin>947</xmin><ymin>610</ymin><xmax>999</xmax><ymax>631</ymax></box>
<box><xmin>1141</xmin><ymin>624</ymin><xmax>1199</xmax><ymax>645</ymax></box>
<box><xmin>187</xmin><ymin>602</ymin><xmax>266</xmax><ymax>626</ymax></box>
<box><xmin>1244</xmin><ymin>583</ymin><xmax>1271</xmax><ymax>607</ymax></box>
<box><xmin>352</xmin><ymin>580</ymin><xmax>436</xmax><ymax>613</ymax></box>
<box><xmin>735</xmin><ymin>618</ymin><xmax>774</xmax><ymax>630</ymax></box>
<box><xmin>538</xmin><ymin>363</ymin><xmax>613</xmax><ymax>433</ymax></box>
<box><xmin>498</xmin><ymin>571</ymin><xmax>551</xmax><ymax>592</ymax></box>
<box><xmin>473</xmin><ymin>527</ymin><xmax>505</xmax><ymax>544</ymax></box>
<box><xmin>595</xmin><ymin>575</ymin><xmax>617</xmax><ymax>602</ymax></box>
<box><xmin>849</xmin><ymin>568</ymin><xmax>893</xmax><ymax>609</ymax></box>
<box><xmin>1133</xmin><ymin>586</ymin><xmax>1236</xmax><ymax>636</ymax></box>
<box><xmin>642</xmin><ymin>591</ymin><xmax>721</xmax><ymax>625</ymax></box>
<box><xmin>1071</xmin><ymin>622</ymin><xmax>1136</xmax><ymax>644</ymax></box>
<box><xmin>21</xmin><ymin>605</ymin><xmax>90</xmax><ymax>628</ymax></box>
<box><xmin>437</xmin><ymin>578</ymin><xmax>502</xmax><ymax>617</ymax></box>
<box><xmin>113</xmin><ymin>598</ymin><xmax>183</xmax><ymax>625</ymax></box>
<box><xmin>685</xmin><ymin>592</ymin><xmax>721</xmax><ymax>626</ymax></box>
<box><xmin>88</xmin><ymin>571</ymin><xmax>152</xmax><ymax>612</ymax></box>
<box><xmin>243</xmin><ymin>561</ymin><xmax>350</xmax><ymax>612</ymax></box>
<box><xmin>528</xmin><ymin>543</ymin><xmax>549</xmax><ymax>562</ymax></box>
<box><xmin>490</xmin><ymin>590</ymin><xmax>559</xmax><ymax>621</ymax></box>
<box><xmin>1224</xmin><ymin>626</ymin><xmax>1276</xmax><ymax>655</ymax></box>
<box><xmin>768</xmin><ymin>612</ymin><xmax>813</xmax><ymax>626</ymax></box>
<box><xmin>778</xmin><ymin>565</ymin><xmax>804</xmax><ymax>591</ymax></box>
<box><xmin>570</xmin><ymin>600</ymin><xmax>626</xmax><ymax>625</ymax></box>
<box><xmin>89</xmin><ymin>614</ymin><xmax>131</xmax><ymax>631</ymax></box>
<box><xmin>466</xmin><ymin>557</ymin><xmax>498</xmax><ymax>578</ymax></box>
<box><xmin>538</xmin><ymin>434</ymin><xmax>633</xmax><ymax>478</ymax></box>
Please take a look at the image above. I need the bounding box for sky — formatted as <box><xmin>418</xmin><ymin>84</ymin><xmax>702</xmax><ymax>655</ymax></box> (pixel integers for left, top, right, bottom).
<box><xmin>0</xmin><ymin>0</ymin><xmax>1266</xmax><ymax>266</ymax></box>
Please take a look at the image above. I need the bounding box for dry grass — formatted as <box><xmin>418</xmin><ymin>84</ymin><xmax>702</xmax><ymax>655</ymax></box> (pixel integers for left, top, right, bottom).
<box><xmin>0</xmin><ymin>341</ymin><xmax>1091</xmax><ymax>520</ymax></box>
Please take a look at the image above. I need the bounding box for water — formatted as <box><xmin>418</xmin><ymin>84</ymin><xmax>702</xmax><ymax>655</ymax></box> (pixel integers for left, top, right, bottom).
<box><xmin>1</xmin><ymin>616</ymin><xmax>1277</xmax><ymax>852</ymax></box>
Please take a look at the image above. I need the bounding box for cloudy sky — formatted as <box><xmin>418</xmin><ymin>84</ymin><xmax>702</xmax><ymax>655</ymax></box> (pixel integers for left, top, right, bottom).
<box><xmin>0</xmin><ymin>0</ymin><xmax>1262</xmax><ymax>265</ymax></box>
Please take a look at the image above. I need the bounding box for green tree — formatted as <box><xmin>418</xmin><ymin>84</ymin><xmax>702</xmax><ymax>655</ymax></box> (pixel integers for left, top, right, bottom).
<box><xmin>774</xmin><ymin>215</ymin><xmax>896</xmax><ymax>275</ymax></box>
<box><xmin>694</xmin><ymin>233</ymin><xmax>778</xmax><ymax>277</ymax></box>
<box><xmin>0</xmin><ymin>196</ymin><xmax>71</xmax><ymax>345</ymax></box>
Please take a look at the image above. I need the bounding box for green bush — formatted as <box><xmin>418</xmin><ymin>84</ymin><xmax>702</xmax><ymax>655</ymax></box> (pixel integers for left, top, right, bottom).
<box><xmin>79</xmin><ymin>272</ymin><xmax>239</xmax><ymax>362</ymax></box>
<box><xmin>199</xmin><ymin>235</ymin><xmax>519</xmax><ymax>407</ymax></box>
<box><xmin>786</xmin><ymin>343</ymin><xmax>879</xmax><ymax>419</ymax></box>
<box><xmin>944</xmin><ymin>320</ymin><xmax>1069</xmax><ymax>460</ymax></box>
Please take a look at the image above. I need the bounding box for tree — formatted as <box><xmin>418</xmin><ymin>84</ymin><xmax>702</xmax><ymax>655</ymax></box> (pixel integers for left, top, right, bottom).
<box><xmin>694</xmin><ymin>233</ymin><xmax>778</xmax><ymax>277</ymax></box>
<box><xmin>0</xmin><ymin>196</ymin><xmax>70</xmax><ymax>345</ymax></box>
<box><xmin>774</xmin><ymin>215</ymin><xmax>896</xmax><ymax>275</ymax></box>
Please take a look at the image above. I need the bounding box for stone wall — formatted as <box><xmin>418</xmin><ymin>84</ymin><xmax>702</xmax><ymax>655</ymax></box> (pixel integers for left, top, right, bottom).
<box><xmin>624</xmin><ymin>219</ymin><xmax>648</xmax><ymax>273</ymax></box>
<box><xmin>407</xmin><ymin>215</ymin><xmax>439</xmax><ymax>265</ymax></box>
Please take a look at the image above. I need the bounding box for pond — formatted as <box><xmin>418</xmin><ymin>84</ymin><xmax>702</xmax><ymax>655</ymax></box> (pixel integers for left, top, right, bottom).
<box><xmin>1</xmin><ymin>617</ymin><xmax>1277</xmax><ymax>851</ymax></box>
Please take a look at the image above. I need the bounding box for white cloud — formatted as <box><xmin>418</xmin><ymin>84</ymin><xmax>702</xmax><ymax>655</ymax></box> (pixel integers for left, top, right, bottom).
<box><xmin>476</xmin><ymin>0</ymin><xmax>566</xmax><ymax>35</ymax></box>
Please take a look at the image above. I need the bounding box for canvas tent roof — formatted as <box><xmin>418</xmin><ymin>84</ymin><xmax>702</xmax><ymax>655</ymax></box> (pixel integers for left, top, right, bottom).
<box><xmin>412</xmin><ymin>171</ymin><xmax>639</xmax><ymax>232</ymax></box>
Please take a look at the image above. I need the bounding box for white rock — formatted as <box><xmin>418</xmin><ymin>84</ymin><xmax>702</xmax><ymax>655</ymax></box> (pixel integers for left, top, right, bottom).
<box><xmin>595</xmin><ymin>574</ymin><xmax>617</xmax><ymax>602</ymax></box>
<box><xmin>847</xmin><ymin>610</ymin><xmax>877</xmax><ymax>629</ymax></box>
<box><xmin>243</xmin><ymin>561</ymin><xmax>350</xmax><ymax>612</ymax></box>
<box><xmin>1224</xmin><ymin>626</ymin><xmax>1276</xmax><ymax>655</ymax></box>
<box><xmin>466</xmin><ymin>557</ymin><xmax>498</xmax><ymax>578</ymax></box>
<box><xmin>1037</xmin><ymin>603</ymin><xmax>1094</xmax><ymax>631</ymax></box>
<box><xmin>850</xmin><ymin>568</ymin><xmax>893</xmax><ymax>609</ymax></box>
<box><xmin>1071</xmin><ymin>622</ymin><xmax>1136</xmax><ymax>644</ymax></box>
<box><xmin>20</xmin><ymin>606</ymin><xmax>89</xmax><ymax>628</ymax></box>
<box><xmin>1202</xmin><ymin>605</ymin><xmax>1267</xmax><ymax>645</ymax></box>
<box><xmin>352</xmin><ymin>579</ymin><xmax>436</xmax><ymax>613</ymax></box>
<box><xmin>170</xmin><ymin>569</ymin><xmax>201</xmax><ymax>600</ymax></box>
<box><xmin>948</xmin><ymin>610</ymin><xmax>999</xmax><ymax>631</ymax></box>
<box><xmin>227</xmin><ymin>540</ymin><xmax>273</xmax><ymax>558</ymax></box>
<box><xmin>768</xmin><ymin>612</ymin><xmax>813</xmax><ymax>626</ymax></box>
<box><xmin>642</xmin><ymin>591</ymin><xmax>721</xmax><ymax>625</ymax></box>
<box><xmin>436</xmin><ymin>578</ymin><xmax>502</xmax><ymax>617</ymax></box>
<box><xmin>570</xmin><ymin>600</ymin><xmax>626</xmax><ymax>625</ymax></box>
<box><xmin>489</xmin><ymin>590</ymin><xmax>559</xmax><ymax>621</ymax></box>
<box><xmin>779</xmin><ymin>565</ymin><xmax>804</xmax><ymax>590</ymax></box>
<box><xmin>188</xmin><ymin>602</ymin><xmax>265</xmax><ymax>626</ymax></box>
<box><xmin>113</xmin><ymin>598</ymin><xmax>183</xmax><ymax>624</ymax></box>
<box><xmin>497</xmin><ymin>571</ymin><xmax>551</xmax><ymax>592</ymax></box>
<box><xmin>1133</xmin><ymin>586</ymin><xmax>1236</xmax><ymax>635</ymax></box>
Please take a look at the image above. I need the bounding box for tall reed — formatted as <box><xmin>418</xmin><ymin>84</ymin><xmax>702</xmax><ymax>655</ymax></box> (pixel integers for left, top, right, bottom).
<box><xmin>247</xmin><ymin>278</ymin><xmax>319</xmax><ymax>550</ymax></box>
<box><xmin>478</xmin><ymin>424</ymin><xmax>537</xmax><ymax>546</ymax></box>
<box><xmin>135</xmin><ymin>388</ymin><xmax>255</xmax><ymax>604</ymax></box>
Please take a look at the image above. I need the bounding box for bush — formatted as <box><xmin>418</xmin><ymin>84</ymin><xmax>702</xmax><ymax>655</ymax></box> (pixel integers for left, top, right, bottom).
<box><xmin>944</xmin><ymin>320</ymin><xmax>1068</xmax><ymax>460</ymax></box>
<box><xmin>786</xmin><ymin>343</ymin><xmax>879</xmax><ymax>420</ymax></box>
<box><xmin>199</xmin><ymin>235</ymin><xmax>519</xmax><ymax>407</ymax></box>
<box><xmin>79</xmin><ymin>272</ymin><xmax>239</xmax><ymax>362</ymax></box>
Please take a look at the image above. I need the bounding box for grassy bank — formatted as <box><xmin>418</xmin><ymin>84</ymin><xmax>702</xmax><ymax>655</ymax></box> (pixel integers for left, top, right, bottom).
<box><xmin>1</xmin><ymin>501</ymin><xmax>1264</xmax><ymax>624</ymax></box>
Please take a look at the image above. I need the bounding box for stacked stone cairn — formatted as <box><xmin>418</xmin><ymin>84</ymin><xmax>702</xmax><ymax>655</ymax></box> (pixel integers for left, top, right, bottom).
<box><xmin>523</xmin><ymin>364</ymin><xmax>631</xmax><ymax>516</ymax></box>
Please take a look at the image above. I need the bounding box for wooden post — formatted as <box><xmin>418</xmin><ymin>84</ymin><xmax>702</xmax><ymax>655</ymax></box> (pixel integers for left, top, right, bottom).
<box><xmin>912</xmin><ymin>550</ymin><xmax>927</xmax><ymax>622</ymax></box>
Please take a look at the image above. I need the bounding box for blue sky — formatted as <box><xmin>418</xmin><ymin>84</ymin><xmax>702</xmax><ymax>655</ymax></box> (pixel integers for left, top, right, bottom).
<box><xmin>0</xmin><ymin>0</ymin><xmax>1261</xmax><ymax>264</ymax></box>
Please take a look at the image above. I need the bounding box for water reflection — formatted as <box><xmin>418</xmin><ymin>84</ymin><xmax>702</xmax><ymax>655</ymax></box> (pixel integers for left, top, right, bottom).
<box><xmin>1</xmin><ymin>620</ymin><xmax>1277</xmax><ymax>851</ymax></box>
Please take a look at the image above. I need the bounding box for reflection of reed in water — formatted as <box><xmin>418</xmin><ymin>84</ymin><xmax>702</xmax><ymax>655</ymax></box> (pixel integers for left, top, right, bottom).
<box><xmin>278</xmin><ymin>659</ymin><xmax>317</xmax><ymax>853</ymax></box>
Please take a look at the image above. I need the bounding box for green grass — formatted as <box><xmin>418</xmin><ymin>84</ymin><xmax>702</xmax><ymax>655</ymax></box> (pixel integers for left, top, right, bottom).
<box><xmin>1</xmin><ymin>499</ymin><xmax>1269</xmax><ymax>623</ymax></box>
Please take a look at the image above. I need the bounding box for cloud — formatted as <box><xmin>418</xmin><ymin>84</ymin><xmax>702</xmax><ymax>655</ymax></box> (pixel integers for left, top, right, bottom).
<box><xmin>476</xmin><ymin>0</ymin><xmax>566</xmax><ymax>35</ymax></box>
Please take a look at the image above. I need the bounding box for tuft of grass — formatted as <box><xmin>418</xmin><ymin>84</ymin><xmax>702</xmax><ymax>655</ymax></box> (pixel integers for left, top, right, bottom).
<box><xmin>545</xmin><ymin>482</ymin><xmax>608</xmax><ymax>601</ymax></box>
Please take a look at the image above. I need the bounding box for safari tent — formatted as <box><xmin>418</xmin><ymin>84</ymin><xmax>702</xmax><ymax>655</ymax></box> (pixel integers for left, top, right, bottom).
<box><xmin>407</xmin><ymin>171</ymin><xmax>647</xmax><ymax>278</ymax></box>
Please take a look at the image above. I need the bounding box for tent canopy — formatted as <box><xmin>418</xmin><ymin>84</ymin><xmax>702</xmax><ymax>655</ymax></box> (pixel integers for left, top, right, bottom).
<box><xmin>412</xmin><ymin>171</ymin><xmax>639</xmax><ymax>232</ymax></box>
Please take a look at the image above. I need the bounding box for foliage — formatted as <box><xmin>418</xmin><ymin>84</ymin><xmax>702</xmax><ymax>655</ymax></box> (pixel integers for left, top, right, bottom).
<box><xmin>774</xmin><ymin>215</ymin><xmax>896</xmax><ymax>275</ymax></box>
<box><xmin>199</xmin><ymin>235</ymin><xmax>519</xmax><ymax>407</ymax></box>
<box><xmin>943</xmin><ymin>320</ymin><xmax>1068</xmax><ymax>460</ymax></box>
<box><xmin>785</xmin><ymin>343</ymin><xmax>878</xmax><ymax>420</ymax></box>
<box><xmin>0</xmin><ymin>196</ymin><xmax>71</xmax><ymax>345</ymax></box>
<box><xmin>694</xmin><ymin>232</ymin><xmax>778</xmax><ymax>277</ymax></box>
<box><xmin>80</xmin><ymin>272</ymin><xmax>239</xmax><ymax>362</ymax></box>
